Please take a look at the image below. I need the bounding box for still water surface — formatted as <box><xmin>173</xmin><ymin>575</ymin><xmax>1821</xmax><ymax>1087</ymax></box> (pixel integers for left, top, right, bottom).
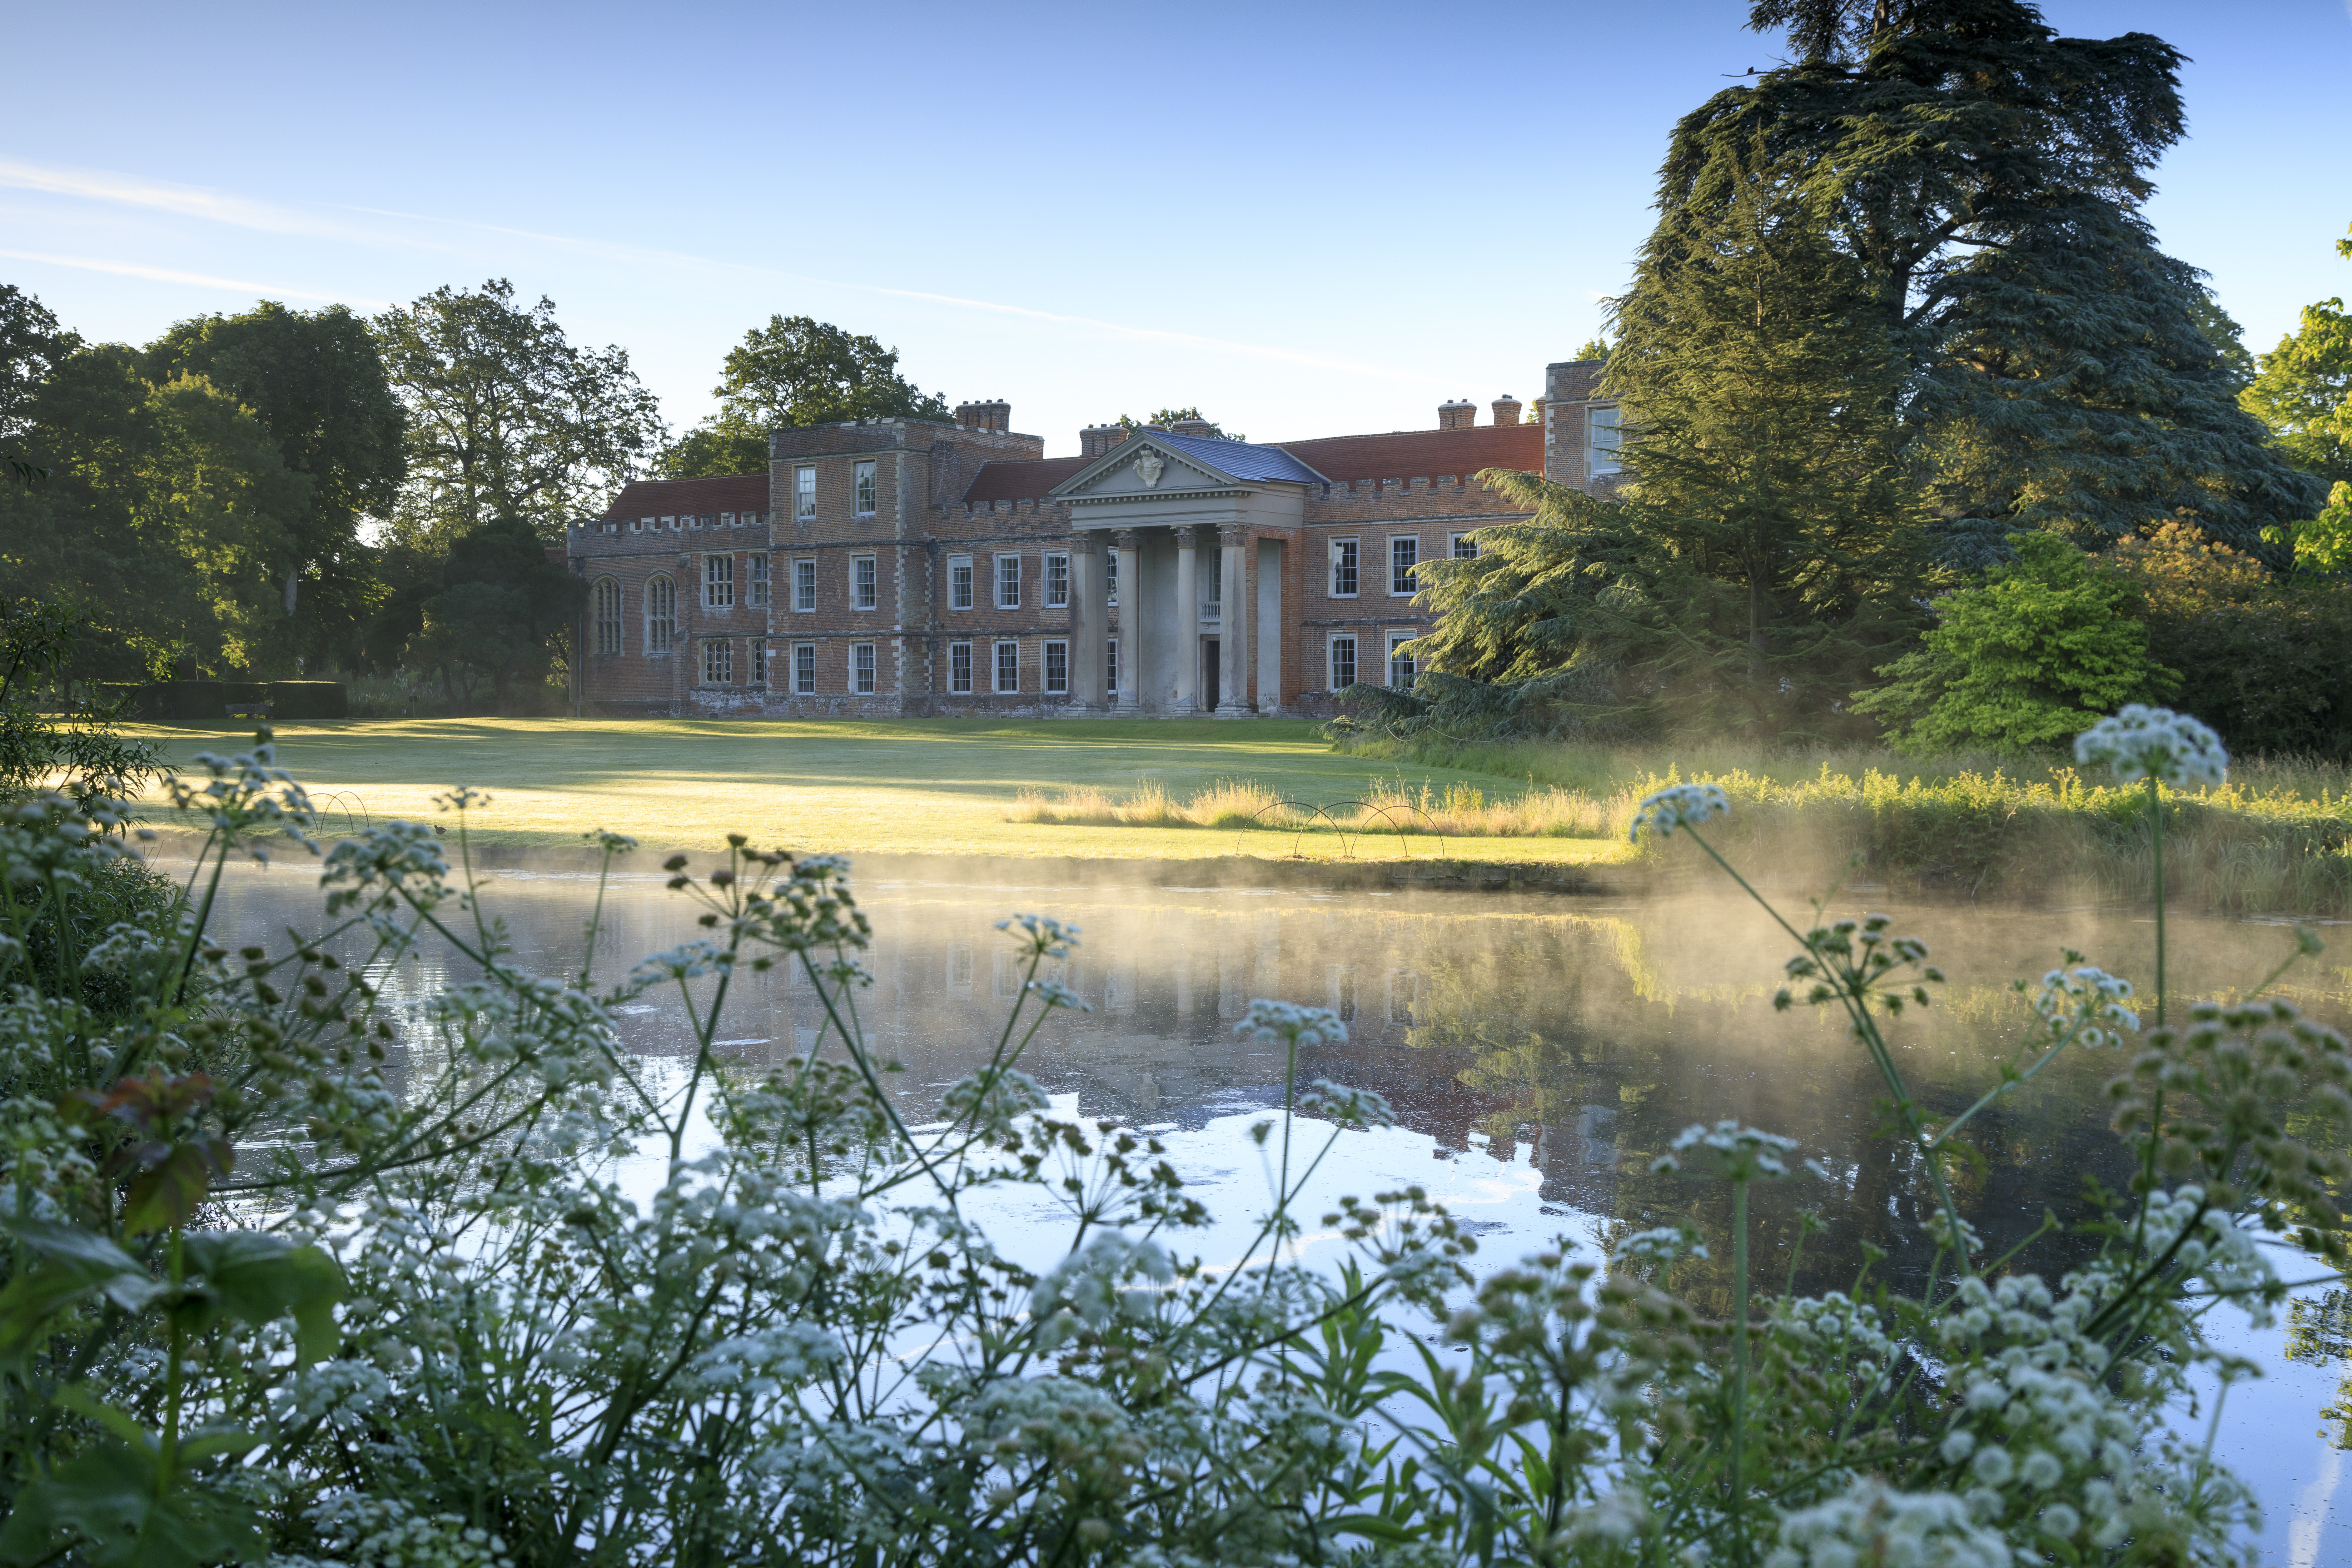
<box><xmin>194</xmin><ymin>853</ymin><xmax>2352</xmax><ymax>1564</ymax></box>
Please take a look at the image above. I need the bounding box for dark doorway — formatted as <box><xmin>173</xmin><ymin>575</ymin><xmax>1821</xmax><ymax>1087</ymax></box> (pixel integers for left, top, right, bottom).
<box><xmin>1201</xmin><ymin>639</ymin><xmax>1220</xmax><ymax>709</ymax></box>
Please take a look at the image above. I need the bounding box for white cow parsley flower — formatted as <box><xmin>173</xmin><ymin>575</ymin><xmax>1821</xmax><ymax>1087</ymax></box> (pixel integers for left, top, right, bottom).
<box><xmin>2073</xmin><ymin>705</ymin><xmax>2228</xmax><ymax>787</ymax></box>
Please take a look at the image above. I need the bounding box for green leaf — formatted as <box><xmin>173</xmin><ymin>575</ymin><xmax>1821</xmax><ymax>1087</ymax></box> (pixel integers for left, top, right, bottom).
<box><xmin>0</xmin><ymin>1439</ymin><xmax>268</xmax><ymax>1568</ymax></box>
<box><xmin>0</xmin><ymin>1223</ymin><xmax>151</xmax><ymax>1373</ymax></box>
<box><xmin>53</xmin><ymin>1382</ymin><xmax>159</xmax><ymax>1454</ymax></box>
<box><xmin>175</xmin><ymin>1426</ymin><xmax>266</xmax><ymax>1464</ymax></box>
<box><xmin>181</xmin><ymin>1232</ymin><xmax>344</xmax><ymax>1365</ymax></box>
<box><xmin>120</xmin><ymin>1138</ymin><xmax>230</xmax><ymax>1236</ymax></box>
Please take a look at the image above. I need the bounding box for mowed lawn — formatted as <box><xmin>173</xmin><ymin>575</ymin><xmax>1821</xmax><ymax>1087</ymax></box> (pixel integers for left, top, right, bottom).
<box><xmin>128</xmin><ymin>717</ymin><xmax>1629</xmax><ymax>865</ymax></box>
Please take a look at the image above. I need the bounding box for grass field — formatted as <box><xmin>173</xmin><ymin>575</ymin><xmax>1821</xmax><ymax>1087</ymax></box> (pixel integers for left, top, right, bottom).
<box><xmin>128</xmin><ymin>717</ymin><xmax>1630</xmax><ymax>866</ymax></box>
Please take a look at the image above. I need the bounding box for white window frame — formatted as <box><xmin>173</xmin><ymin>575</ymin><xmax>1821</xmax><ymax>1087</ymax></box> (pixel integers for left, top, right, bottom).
<box><xmin>1328</xmin><ymin>633</ymin><xmax>1356</xmax><ymax>692</ymax></box>
<box><xmin>851</xmin><ymin>641</ymin><xmax>877</xmax><ymax>695</ymax></box>
<box><xmin>1330</xmin><ymin>537</ymin><xmax>1359</xmax><ymax>598</ymax></box>
<box><xmin>748</xmin><ymin>636</ymin><xmax>767</xmax><ymax>685</ymax></box>
<box><xmin>993</xmin><ymin>639</ymin><xmax>1019</xmax><ymax>694</ymax></box>
<box><xmin>702</xmin><ymin>638</ymin><xmax>733</xmax><ymax>685</ymax></box>
<box><xmin>1450</xmin><ymin>531</ymin><xmax>1479</xmax><ymax>560</ymax></box>
<box><xmin>1105</xmin><ymin>548</ymin><xmax>1119</xmax><ymax>607</ymax></box>
<box><xmin>1590</xmin><ymin>404</ymin><xmax>1622</xmax><ymax>475</ymax></box>
<box><xmin>792</xmin><ymin>643</ymin><xmax>816</xmax><ymax>696</ymax></box>
<box><xmin>1389</xmin><ymin>534</ymin><xmax>1419</xmax><ymax>597</ymax></box>
<box><xmin>995</xmin><ymin>553</ymin><xmax>1021</xmax><ymax>611</ymax></box>
<box><xmin>852</xmin><ymin>554</ymin><xmax>879</xmax><ymax>611</ymax></box>
<box><xmin>793</xmin><ymin>558</ymin><xmax>817</xmax><ymax>612</ymax></box>
<box><xmin>948</xmin><ymin>555</ymin><xmax>974</xmax><ymax>611</ymax></box>
<box><xmin>1044</xmin><ymin>551</ymin><xmax>1070</xmax><ymax>609</ymax></box>
<box><xmin>747</xmin><ymin>554</ymin><xmax>770</xmax><ymax>607</ymax></box>
<box><xmin>853</xmin><ymin>459</ymin><xmax>877</xmax><ymax>516</ymax></box>
<box><xmin>1387</xmin><ymin>631</ymin><xmax>1417</xmax><ymax>689</ymax></box>
<box><xmin>948</xmin><ymin>641</ymin><xmax>974</xmax><ymax>695</ymax></box>
<box><xmin>645</xmin><ymin>574</ymin><xmax>676</xmax><ymax>654</ymax></box>
<box><xmin>795</xmin><ymin>465</ymin><xmax>817</xmax><ymax>520</ymax></box>
<box><xmin>593</xmin><ymin>577</ymin><xmax>622</xmax><ymax>656</ymax></box>
<box><xmin>704</xmin><ymin>554</ymin><xmax>734</xmax><ymax>609</ymax></box>
<box><xmin>1043</xmin><ymin>638</ymin><xmax>1069</xmax><ymax>695</ymax></box>
<box><xmin>1106</xmin><ymin>636</ymin><xmax>1118</xmax><ymax>693</ymax></box>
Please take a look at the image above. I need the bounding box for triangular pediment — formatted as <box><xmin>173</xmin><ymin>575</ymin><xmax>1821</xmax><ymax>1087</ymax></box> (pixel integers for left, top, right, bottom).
<box><xmin>1049</xmin><ymin>436</ymin><xmax>1238</xmax><ymax>500</ymax></box>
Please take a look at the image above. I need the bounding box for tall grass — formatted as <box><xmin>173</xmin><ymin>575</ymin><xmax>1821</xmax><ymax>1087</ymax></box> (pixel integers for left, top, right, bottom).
<box><xmin>1005</xmin><ymin>777</ymin><xmax>1611</xmax><ymax>837</ymax></box>
<box><xmin>1337</xmin><ymin>731</ymin><xmax>2352</xmax><ymax>914</ymax></box>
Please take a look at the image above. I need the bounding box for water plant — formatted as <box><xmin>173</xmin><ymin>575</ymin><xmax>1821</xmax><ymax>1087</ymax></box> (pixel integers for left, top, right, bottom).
<box><xmin>0</xmin><ymin>711</ymin><xmax>2342</xmax><ymax>1564</ymax></box>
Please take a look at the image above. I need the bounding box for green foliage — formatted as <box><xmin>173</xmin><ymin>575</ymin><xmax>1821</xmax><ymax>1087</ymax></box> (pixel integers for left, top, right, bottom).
<box><xmin>2240</xmin><ymin>223</ymin><xmax>2352</xmax><ymax>491</ymax></box>
<box><xmin>374</xmin><ymin>280</ymin><xmax>663</xmax><ymax>548</ymax></box>
<box><xmin>713</xmin><ymin>314</ymin><xmax>950</xmax><ymax>433</ymax></box>
<box><xmin>1570</xmin><ymin>337</ymin><xmax>1608</xmax><ymax>363</ymax></box>
<box><xmin>2102</xmin><ymin>521</ymin><xmax>2352</xmax><ymax>756</ymax></box>
<box><xmin>0</xmin><ymin>343</ymin><xmax>311</xmax><ymax>675</ymax></box>
<box><xmin>1693</xmin><ymin>2</ymin><xmax>2323</xmax><ymax>562</ymax></box>
<box><xmin>1858</xmin><ymin>534</ymin><xmax>2173</xmax><ymax>751</ymax></box>
<box><xmin>405</xmin><ymin>517</ymin><xmax>587</xmax><ymax>712</ymax></box>
<box><xmin>1399</xmin><ymin>163</ymin><xmax>1932</xmax><ymax>743</ymax></box>
<box><xmin>653</xmin><ymin>415</ymin><xmax>769</xmax><ymax>479</ymax></box>
<box><xmin>146</xmin><ymin>301</ymin><xmax>404</xmax><ymax>670</ymax></box>
<box><xmin>1116</xmin><ymin>407</ymin><xmax>1245</xmax><ymax>440</ymax></box>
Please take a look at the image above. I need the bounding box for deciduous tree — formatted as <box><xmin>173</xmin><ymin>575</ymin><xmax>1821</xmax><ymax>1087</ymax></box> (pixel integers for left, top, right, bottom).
<box><xmin>147</xmin><ymin>301</ymin><xmax>404</xmax><ymax>664</ymax></box>
<box><xmin>1854</xmin><ymin>533</ymin><xmax>2173</xmax><ymax>751</ymax></box>
<box><xmin>712</xmin><ymin>315</ymin><xmax>949</xmax><ymax>431</ymax></box>
<box><xmin>376</xmin><ymin>280</ymin><xmax>662</xmax><ymax>547</ymax></box>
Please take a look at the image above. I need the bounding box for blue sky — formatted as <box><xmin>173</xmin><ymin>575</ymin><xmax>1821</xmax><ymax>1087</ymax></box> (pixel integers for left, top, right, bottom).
<box><xmin>5</xmin><ymin>1</ymin><xmax>2349</xmax><ymax>459</ymax></box>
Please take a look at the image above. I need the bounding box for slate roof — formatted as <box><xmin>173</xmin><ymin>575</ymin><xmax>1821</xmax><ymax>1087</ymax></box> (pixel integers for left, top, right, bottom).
<box><xmin>1134</xmin><ymin>430</ymin><xmax>1328</xmax><ymax>487</ymax></box>
<box><xmin>602</xmin><ymin>473</ymin><xmax>770</xmax><ymax>518</ymax></box>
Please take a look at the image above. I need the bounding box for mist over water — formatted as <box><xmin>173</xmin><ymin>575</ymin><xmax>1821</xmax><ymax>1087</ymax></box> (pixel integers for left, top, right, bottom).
<box><xmin>180</xmin><ymin>851</ymin><xmax>2352</xmax><ymax>1563</ymax></box>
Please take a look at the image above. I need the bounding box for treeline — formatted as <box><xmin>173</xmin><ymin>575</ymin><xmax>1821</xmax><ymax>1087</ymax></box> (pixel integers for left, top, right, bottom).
<box><xmin>1394</xmin><ymin>0</ymin><xmax>2352</xmax><ymax>760</ymax></box>
<box><xmin>0</xmin><ymin>283</ymin><xmax>944</xmax><ymax>711</ymax></box>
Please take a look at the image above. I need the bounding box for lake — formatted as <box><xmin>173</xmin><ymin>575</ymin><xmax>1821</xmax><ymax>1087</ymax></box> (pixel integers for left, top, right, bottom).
<box><xmin>186</xmin><ymin>847</ymin><xmax>2352</xmax><ymax>1564</ymax></box>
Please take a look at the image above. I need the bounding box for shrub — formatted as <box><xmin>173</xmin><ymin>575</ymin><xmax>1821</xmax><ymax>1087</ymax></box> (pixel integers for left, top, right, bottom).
<box><xmin>1855</xmin><ymin>532</ymin><xmax>2175</xmax><ymax>751</ymax></box>
<box><xmin>2103</xmin><ymin>521</ymin><xmax>2352</xmax><ymax>757</ymax></box>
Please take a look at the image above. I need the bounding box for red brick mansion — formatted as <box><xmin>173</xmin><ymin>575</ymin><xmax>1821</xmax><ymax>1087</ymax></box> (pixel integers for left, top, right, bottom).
<box><xmin>565</xmin><ymin>358</ymin><xmax>1620</xmax><ymax>718</ymax></box>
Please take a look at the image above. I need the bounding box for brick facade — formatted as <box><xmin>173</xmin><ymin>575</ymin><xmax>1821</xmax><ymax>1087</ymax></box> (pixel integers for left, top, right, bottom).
<box><xmin>568</xmin><ymin>361</ymin><xmax>1618</xmax><ymax>718</ymax></box>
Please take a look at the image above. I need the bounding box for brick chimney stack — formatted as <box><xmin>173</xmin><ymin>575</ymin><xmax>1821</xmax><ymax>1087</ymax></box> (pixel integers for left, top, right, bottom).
<box><xmin>1080</xmin><ymin>424</ymin><xmax>1128</xmax><ymax>459</ymax></box>
<box><xmin>1167</xmin><ymin>418</ymin><xmax>1216</xmax><ymax>439</ymax></box>
<box><xmin>1438</xmin><ymin>399</ymin><xmax>1477</xmax><ymax>430</ymax></box>
<box><xmin>1492</xmin><ymin>394</ymin><xmax>1523</xmax><ymax>427</ymax></box>
<box><xmin>955</xmin><ymin>400</ymin><xmax>1011</xmax><ymax>432</ymax></box>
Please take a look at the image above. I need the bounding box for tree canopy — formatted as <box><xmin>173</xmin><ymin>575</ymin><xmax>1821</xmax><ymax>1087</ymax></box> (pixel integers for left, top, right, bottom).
<box><xmin>376</xmin><ymin>280</ymin><xmax>663</xmax><ymax>547</ymax></box>
<box><xmin>1685</xmin><ymin>0</ymin><xmax>2323</xmax><ymax>561</ymax></box>
<box><xmin>712</xmin><ymin>315</ymin><xmax>949</xmax><ymax>432</ymax></box>
<box><xmin>147</xmin><ymin>301</ymin><xmax>404</xmax><ymax>661</ymax></box>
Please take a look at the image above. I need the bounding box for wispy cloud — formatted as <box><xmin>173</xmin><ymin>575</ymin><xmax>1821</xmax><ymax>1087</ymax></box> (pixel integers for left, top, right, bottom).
<box><xmin>4</xmin><ymin>154</ymin><xmax>1427</xmax><ymax>383</ymax></box>
<box><xmin>0</xmin><ymin>157</ymin><xmax>429</xmax><ymax>250</ymax></box>
<box><xmin>0</xmin><ymin>249</ymin><xmax>388</xmax><ymax>308</ymax></box>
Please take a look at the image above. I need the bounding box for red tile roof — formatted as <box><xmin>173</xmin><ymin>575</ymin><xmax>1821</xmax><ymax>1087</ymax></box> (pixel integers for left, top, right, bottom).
<box><xmin>960</xmin><ymin>456</ymin><xmax>1090</xmax><ymax>504</ymax></box>
<box><xmin>1274</xmin><ymin>424</ymin><xmax>1543</xmax><ymax>485</ymax></box>
<box><xmin>602</xmin><ymin>473</ymin><xmax>770</xmax><ymax>519</ymax></box>
<box><xmin>955</xmin><ymin>426</ymin><xmax>1545</xmax><ymax>505</ymax></box>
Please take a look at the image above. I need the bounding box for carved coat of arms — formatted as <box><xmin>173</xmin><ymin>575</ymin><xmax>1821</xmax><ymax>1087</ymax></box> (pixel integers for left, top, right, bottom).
<box><xmin>1134</xmin><ymin>452</ymin><xmax>1165</xmax><ymax>488</ymax></box>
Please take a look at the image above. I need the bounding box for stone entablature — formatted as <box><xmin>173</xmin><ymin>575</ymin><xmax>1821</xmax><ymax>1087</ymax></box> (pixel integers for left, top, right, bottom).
<box><xmin>568</xmin><ymin>359</ymin><xmax>1618</xmax><ymax>718</ymax></box>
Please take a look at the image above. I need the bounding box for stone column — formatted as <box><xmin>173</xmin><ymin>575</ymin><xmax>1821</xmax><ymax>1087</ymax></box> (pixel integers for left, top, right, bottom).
<box><xmin>1114</xmin><ymin>529</ymin><xmax>1142</xmax><ymax>711</ymax></box>
<box><xmin>1067</xmin><ymin>532</ymin><xmax>1104</xmax><ymax>712</ymax></box>
<box><xmin>1216</xmin><ymin>524</ymin><xmax>1253</xmax><ymax>717</ymax></box>
<box><xmin>1172</xmin><ymin>527</ymin><xmax>1199</xmax><ymax>714</ymax></box>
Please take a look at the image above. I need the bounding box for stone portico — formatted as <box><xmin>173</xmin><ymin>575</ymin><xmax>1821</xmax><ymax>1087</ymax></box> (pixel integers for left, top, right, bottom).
<box><xmin>1048</xmin><ymin>428</ymin><xmax>1324</xmax><ymax>716</ymax></box>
